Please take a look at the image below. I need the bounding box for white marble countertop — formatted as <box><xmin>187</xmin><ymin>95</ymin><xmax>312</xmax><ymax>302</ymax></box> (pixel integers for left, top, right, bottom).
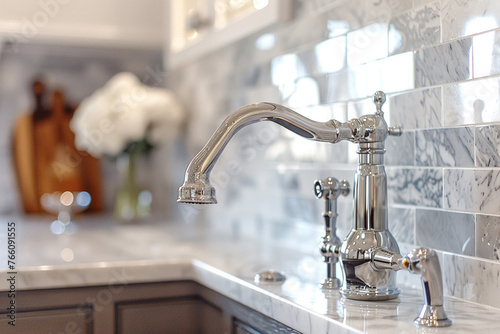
<box><xmin>0</xmin><ymin>215</ymin><xmax>499</xmax><ymax>333</ymax></box>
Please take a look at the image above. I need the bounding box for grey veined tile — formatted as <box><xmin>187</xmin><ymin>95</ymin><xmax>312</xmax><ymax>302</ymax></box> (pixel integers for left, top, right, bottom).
<box><xmin>389</xmin><ymin>87</ymin><xmax>442</xmax><ymax>130</ymax></box>
<box><xmin>389</xmin><ymin>207</ymin><xmax>415</xmax><ymax>245</ymax></box>
<box><xmin>476</xmin><ymin>125</ymin><xmax>500</xmax><ymax>167</ymax></box>
<box><xmin>416</xmin><ymin>127</ymin><xmax>474</xmax><ymax>167</ymax></box>
<box><xmin>347</xmin><ymin>97</ymin><xmax>377</xmax><ymax>119</ymax></box>
<box><xmin>271</xmin><ymin>53</ymin><xmax>307</xmax><ymax>86</ymax></box>
<box><xmin>443</xmin><ymin>77</ymin><xmax>500</xmax><ymax>126</ymax></box>
<box><xmin>386</xmin><ymin>131</ymin><xmax>415</xmax><ymax>166</ymax></box>
<box><xmin>473</xmin><ymin>30</ymin><xmax>500</xmax><ymax>78</ymax></box>
<box><xmin>314</xmin><ymin>36</ymin><xmax>346</xmax><ymax>75</ymax></box>
<box><xmin>273</xmin><ymin>9</ymin><xmax>330</xmax><ymax>54</ymax></box>
<box><xmin>281</xmin><ymin>75</ymin><xmax>328</xmax><ymax>108</ymax></box>
<box><xmin>416</xmin><ymin>209</ymin><xmax>475</xmax><ymax>256</ymax></box>
<box><xmin>476</xmin><ymin>214</ymin><xmax>500</xmax><ymax>261</ymax></box>
<box><xmin>387</xmin><ymin>167</ymin><xmax>443</xmax><ymax>208</ymax></box>
<box><xmin>413</xmin><ymin>0</ymin><xmax>437</xmax><ymax>8</ymax></box>
<box><xmin>389</xmin><ymin>2</ymin><xmax>441</xmax><ymax>55</ymax></box>
<box><xmin>346</xmin><ymin>52</ymin><xmax>414</xmax><ymax>100</ymax></box>
<box><xmin>415</xmin><ymin>38</ymin><xmax>472</xmax><ymax>88</ymax></box>
<box><xmin>324</xmin><ymin>0</ymin><xmax>411</xmax><ymax>38</ymax></box>
<box><xmin>442</xmin><ymin>252</ymin><xmax>500</xmax><ymax>309</ymax></box>
<box><xmin>326</xmin><ymin>70</ymin><xmax>350</xmax><ymax>103</ymax></box>
<box><xmin>444</xmin><ymin>169</ymin><xmax>500</xmax><ymax>214</ymax></box>
<box><xmin>441</xmin><ymin>0</ymin><xmax>500</xmax><ymax>41</ymax></box>
<box><xmin>347</xmin><ymin>23</ymin><xmax>388</xmax><ymax>66</ymax></box>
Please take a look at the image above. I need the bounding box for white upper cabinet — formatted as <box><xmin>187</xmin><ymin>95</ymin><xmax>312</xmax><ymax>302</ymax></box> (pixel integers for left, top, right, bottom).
<box><xmin>168</xmin><ymin>0</ymin><xmax>292</xmax><ymax>69</ymax></box>
<box><xmin>0</xmin><ymin>0</ymin><xmax>164</xmax><ymax>49</ymax></box>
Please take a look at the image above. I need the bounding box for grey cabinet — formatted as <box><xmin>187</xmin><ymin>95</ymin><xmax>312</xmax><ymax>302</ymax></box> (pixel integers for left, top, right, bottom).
<box><xmin>231</xmin><ymin>303</ymin><xmax>301</xmax><ymax>334</ymax></box>
<box><xmin>0</xmin><ymin>281</ymin><xmax>301</xmax><ymax>333</ymax></box>
<box><xmin>0</xmin><ymin>307</ymin><xmax>92</xmax><ymax>334</ymax></box>
<box><xmin>117</xmin><ymin>297</ymin><xmax>223</xmax><ymax>334</ymax></box>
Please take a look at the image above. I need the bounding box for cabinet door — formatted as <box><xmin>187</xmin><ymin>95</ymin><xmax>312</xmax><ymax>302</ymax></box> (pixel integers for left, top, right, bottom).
<box><xmin>234</xmin><ymin>320</ymin><xmax>264</xmax><ymax>334</ymax></box>
<box><xmin>229</xmin><ymin>304</ymin><xmax>302</xmax><ymax>334</ymax></box>
<box><xmin>232</xmin><ymin>317</ymin><xmax>301</xmax><ymax>334</ymax></box>
<box><xmin>116</xmin><ymin>297</ymin><xmax>223</xmax><ymax>334</ymax></box>
<box><xmin>0</xmin><ymin>307</ymin><xmax>92</xmax><ymax>334</ymax></box>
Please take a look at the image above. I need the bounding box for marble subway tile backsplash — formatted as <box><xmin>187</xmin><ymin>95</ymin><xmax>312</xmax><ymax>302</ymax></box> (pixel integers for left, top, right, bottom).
<box><xmin>170</xmin><ymin>0</ymin><xmax>500</xmax><ymax>308</ymax></box>
<box><xmin>441</xmin><ymin>0</ymin><xmax>500</xmax><ymax>41</ymax></box>
<box><xmin>415</xmin><ymin>127</ymin><xmax>474</xmax><ymax>167</ymax></box>
<box><xmin>414</xmin><ymin>38</ymin><xmax>472</xmax><ymax>88</ymax></box>
<box><xmin>473</xmin><ymin>30</ymin><xmax>500</xmax><ymax>78</ymax></box>
<box><xmin>444</xmin><ymin>169</ymin><xmax>500</xmax><ymax>214</ymax></box>
<box><xmin>389</xmin><ymin>87</ymin><xmax>442</xmax><ymax>129</ymax></box>
<box><xmin>347</xmin><ymin>52</ymin><xmax>415</xmax><ymax>99</ymax></box>
<box><xmin>314</xmin><ymin>36</ymin><xmax>346</xmax><ymax>75</ymax></box>
<box><xmin>389</xmin><ymin>207</ymin><xmax>415</xmax><ymax>245</ymax></box>
<box><xmin>387</xmin><ymin>167</ymin><xmax>443</xmax><ymax>208</ymax></box>
<box><xmin>347</xmin><ymin>23</ymin><xmax>388</xmax><ymax>66</ymax></box>
<box><xmin>476</xmin><ymin>215</ymin><xmax>500</xmax><ymax>260</ymax></box>
<box><xmin>416</xmin><ymin>209</ymin><xmax>475</xmax><ymax>256</ymax></box>
<box><xmin>443</xmin><ymin>77</ymin><xmax>500</xmax><ymax>126</ymax></box>
<box><xmin>476</xmin><ymin>125</ymin><xmax>500</xmax><ymax>167</ymax></box>
<box><xmin>385</xmin><ymin>131</ymin><xmax>415</xmax><ymax>166</ymax></box>
<box><xmin>442</xmin><ymin>252</ymin><xmax>500</xmax><ymax>309</ymax></box>
<box><xmin>388</xmin><ymin>2</ymin><xmax>441</xmax><ymax>55</ymax></box>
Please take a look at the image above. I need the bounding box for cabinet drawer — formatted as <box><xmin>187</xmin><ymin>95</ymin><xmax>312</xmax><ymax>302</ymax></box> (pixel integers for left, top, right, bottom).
<box><xmin>0</xmin><ymin>307</ymin><xmax>92</xmax><ymax>334</ymax></box>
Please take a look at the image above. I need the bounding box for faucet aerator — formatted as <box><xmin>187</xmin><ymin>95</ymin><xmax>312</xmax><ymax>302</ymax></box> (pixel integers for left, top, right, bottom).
<box><xmin>177</xmin><ymin>183</ymin><xmax>217</xmax><ymax>204</ymax></box>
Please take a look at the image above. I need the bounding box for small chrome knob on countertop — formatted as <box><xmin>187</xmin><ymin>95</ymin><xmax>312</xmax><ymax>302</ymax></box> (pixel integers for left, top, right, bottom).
<box><xmin>254</xmin><ymin>270</ymin><xmax>286</xmax><ymax>284</ymax></box>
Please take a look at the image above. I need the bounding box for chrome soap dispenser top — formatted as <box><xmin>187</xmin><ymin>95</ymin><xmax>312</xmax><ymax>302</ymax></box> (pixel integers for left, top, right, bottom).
<box><xmin>178</xmin><ymin>91</ymin><xmax>451</xmax><ymax>328</ymax></box>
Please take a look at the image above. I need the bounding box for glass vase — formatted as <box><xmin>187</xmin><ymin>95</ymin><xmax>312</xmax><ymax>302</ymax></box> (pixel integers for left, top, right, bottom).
<box><xmin>113</xmin><ymin>151</ymin><xmax>152</xmax><ymax>222</ymax></box>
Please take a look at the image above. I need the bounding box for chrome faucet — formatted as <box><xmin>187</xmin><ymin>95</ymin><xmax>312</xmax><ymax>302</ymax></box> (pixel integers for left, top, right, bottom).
<box><xmin>178</xmin><ymin>91</ymin><xmax>451</xmax><ymax>327</ymax></box>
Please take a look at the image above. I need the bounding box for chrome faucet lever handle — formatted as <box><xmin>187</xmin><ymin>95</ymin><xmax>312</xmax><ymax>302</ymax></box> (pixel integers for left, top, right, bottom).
<box><xmin>314</xmin><ymin>178</ymin><xmax>349</xmax><ymax>200</ymax></box>
<box><xmin>373</xmin><ymin>91</ymin><xmax>386</xmax><ymax>116</ymax></box>
<box><xmin>371</xmin><ymin>90</ymin><xmax>403</xmax><ymax>137</ymax></box>
<box><xmin>315</xmin><ymin>178</ymin><xmax>350</xmax><ymax>289</ymax></box>
<box><xmin>388</xmin><ymin>126</ymin><xmax>403</xmax><ymax>136</ymax></box>
<box><xmin>369</xmin><ymin>247</ymin><xmax>452</xmax><ymax>327</ymax></box>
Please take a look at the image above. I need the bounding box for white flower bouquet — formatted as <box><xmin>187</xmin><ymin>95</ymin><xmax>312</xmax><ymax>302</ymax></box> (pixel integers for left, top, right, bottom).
<box><xmin>70</xmin><ymin>72</ymin><xmax>184</xmax><ymax>157</ymax></box>
<box><xmin>70</xmin><ymin>72</ymin><xmax>184</xmax><ymax>221</ymax></box>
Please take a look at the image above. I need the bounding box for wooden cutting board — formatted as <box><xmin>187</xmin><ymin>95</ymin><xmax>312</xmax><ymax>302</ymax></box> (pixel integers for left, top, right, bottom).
<box><xmin>12</xmin><ymin>80</ymin><xmax>103</xmax><ymax>213</ymax></box>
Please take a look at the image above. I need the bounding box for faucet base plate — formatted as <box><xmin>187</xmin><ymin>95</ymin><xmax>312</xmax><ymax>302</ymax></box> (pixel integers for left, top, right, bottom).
<box><xmin>340</xmin><ymin>286</ymin><xmax>400</xmax><ymax>301</ymax></box>
<box><xmin>414</xmin><ymin>305</ymin><xmax>452</xmax><ymax>327</ymax></box>
<box><xmin>321</xmin><ymin>278</ymin><xmax>341</xmax><ymax>290</ymax></box>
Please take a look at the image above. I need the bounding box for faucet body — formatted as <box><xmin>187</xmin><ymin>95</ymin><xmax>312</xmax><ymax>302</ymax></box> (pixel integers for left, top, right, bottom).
<box><xmin>178</xmin><ymin>91</ymin><xmax>450</xmax><ymax>327</ymax></box>
<box><xmin>340</xmin><ymin>138</ymin><xmax>401</xmax><ymax>300</ymax></box>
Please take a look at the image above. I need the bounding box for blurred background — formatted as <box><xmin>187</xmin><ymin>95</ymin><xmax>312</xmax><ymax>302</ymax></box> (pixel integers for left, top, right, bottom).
<box><xmin>0</xmin><ymin>0</ymin><xmax>167</xmax><ymax>220</ymax></box>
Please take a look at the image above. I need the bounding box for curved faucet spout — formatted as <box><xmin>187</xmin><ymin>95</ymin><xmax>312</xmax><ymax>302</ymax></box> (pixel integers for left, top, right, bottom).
<box><xmin>178</xmin><ymin>102</ymin><xmax>354</xmax><ymax>204</ymax></box>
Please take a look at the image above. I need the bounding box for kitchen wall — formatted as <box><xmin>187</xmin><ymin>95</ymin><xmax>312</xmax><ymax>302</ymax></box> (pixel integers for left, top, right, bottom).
<box><xmin>169</xmin><ymin>0</ymin><xmax>500</xmax><ymax>309</ymax></box>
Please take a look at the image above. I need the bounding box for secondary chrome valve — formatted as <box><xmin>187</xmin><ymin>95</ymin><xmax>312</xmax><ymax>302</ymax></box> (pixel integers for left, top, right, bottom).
<box><xmin>314</xmin><ymin>177</ymin><xmax>350</xmax><ymax>289</ymax></box>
